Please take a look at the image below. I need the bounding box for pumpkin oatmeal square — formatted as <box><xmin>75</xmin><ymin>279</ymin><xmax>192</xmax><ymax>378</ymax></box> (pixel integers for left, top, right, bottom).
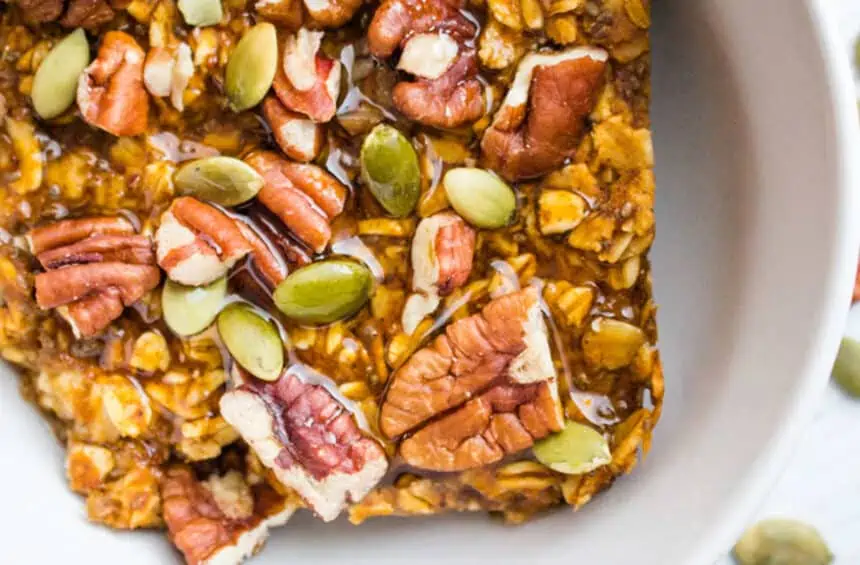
<box><xmin>0</xmin><ymin>0</ymin><xmax>662</xmax><ymax>561</ymax></box>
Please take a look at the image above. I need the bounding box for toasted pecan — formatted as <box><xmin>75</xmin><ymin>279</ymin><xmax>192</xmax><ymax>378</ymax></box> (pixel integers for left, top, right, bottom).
<box><xmin>60</xmin><ymin>0</ymin><xmax>115</xmax><ymax>28</ymax></box>
<box><xmin>27</xmin><ymin>216</ymin><xmax>135</xmax><ymax>255</ymax></box>
<box><xmin>368</xmin><ymin>0</ymin><xmax>483</xmax><ymax>128</ymax></box>
<box><xmin>37</xmin><ymin>234</ymin><xmax>154</xmax><ymax>270</ymax></box>
<box><xmin>399</xmin><ymin>381</ymin><xmax>563</xmax><ymax>471</ymax></box>
<box><xmin>234</xmin><ymin>219</ymin><xmax>288</xmax><ymax>288</ymax></box>
<box><xmin>262</xmin><ymin>95</ymin><xmax>324</xmax><ymax>163</ymax></box>
<box><xmin>481</xmin><ymin>47</ymin><xmax>607</xmax><ymax>181</ymax></box>
<box><xmin>220</xmin><ymin>368</ymin><xmax>388</xmax><ymax>522</ymax></box>
<box><xmin>161</xmin><ymin>466</ymin><xmax>295</xmax><ymax>565</ymax></box>
<box><xmin>28</xmin><ymin>216</ymin><xmax>159</xmax><ymax>337</ymax></box>
<box><xmin>271</xmin><ymin>29</ymin><xmax>341</xmax><ymax>123</ymax></box>
<box><xmin>77</xmin><ymin>31</ymin><xmax>150</xmax><ymax>137</ymax></box>
<box><xmin>380</xmin><ymin>287</ymin><xmax>555</xmax><ymax>438</ymax></box>
<box><xmin>246</xmin><ymin>151</ymin><xmax>347</xmax><ymax>254</ymax></box>
<box><xmin>155</xmin><ymin>197</ymin><xmax>252</xmax><ymax>286</ymax></box>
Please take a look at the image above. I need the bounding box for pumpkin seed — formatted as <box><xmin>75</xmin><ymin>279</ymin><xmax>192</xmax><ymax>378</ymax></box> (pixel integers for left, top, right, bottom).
<box><xmin>360</xmin><ymin>124</ymin><xmax>420</xmax><ymax>217</ymax></box>
<box><xmin>532</xmin><ymin>420</ymin><xmax>611</xmax><ymax>474</ymax></box>
<box><xmin>225</xmin><ymin>23</ymin><xmax>278</xmax><ymax>112</ymax></box>
<box><xmin>832</xmin><ymin>337</ymin><xmax>860</xmax><ymax>397</ymax></box>
<box><xmin>178</xmin><ymin>0</ymin><xmax>223</xmax><ymax>26</ymax></box>
<box><xmin>162</xmin><ymin>277</ymin><xmax>227</xmax><ymax>337</ymax></box>
<box><xmin>443</xmin><ymin>167</ymin><xmax>516</xmax><ymax>229</ymax></box>
<box><xmin>732</xmin><ymin>518</ymin><xmax>833</xmax><ymax>565</ymax></box>
<box><xmin>854</xmin><ymin>35</ymin><xmax>860</xmax><ymax>72</ymax></box>
<box><xmin>273</xmin><ymin>259</ymin><xmax>372</xmax><ymax>324</ymax></box>
<box><xmin>31</xmin><ymin>29</ymin><xmax>90</xmax><ymax>120</ymax></box>
<box><xmin>174</xmin><ymin>156</ymin><xmax>264</xmax><ymax>206</ymax></box>
<box><xmin>217</xmin><ymin>303</ymin><xmax>284</xmax><ymax>381</ymax></box>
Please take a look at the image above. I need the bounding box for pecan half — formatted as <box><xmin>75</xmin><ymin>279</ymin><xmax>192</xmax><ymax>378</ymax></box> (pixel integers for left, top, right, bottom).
<box><xmin>399</xmin><ymin>381</ymin><xmax>563</xmax><ymax>471</ymax></box>
<box><xmin>480</xmin><ymin>47</ymin><xmax>608</xmax><ymax>181</ymax></box>
<box><xmin>262</xmin><ymin>95</ymin><xmax>324</xmax><ymax>162</ymax></box>
<box><xmin>16</xmin><ymin>0</ymin><xmax>115</xmax><ymax>27</ymax></box>
<box><xmin>380</xmin><ymin>287</ymin><xmax>557</xmax><ymax>438</ymax></box>
<box><xmin>271</xmin><ymin>29</ymin><xmax>341</xmax><ymax>124</ymax></box>
<box><xmin>17</xmin><ymin>0</ymin><xmax>64</xmax><ymax>23</ymax></box>
<box><xmin>412</xmin><ymin>212</ymin><xmax>475</xmax><ymax>296</ymax></box>
<box><xmin>161</xmin><ymin>467</ymin><xmax>295</xmax><ymax>565</ymax></box>
<box><xmin>402</xmin><ymin>212</ymin><xmax>475</xmax><ymax>334</ymax></box>
<box><xmin>77</xmin><ymin>31</ymin><xmax>150</xmax><ymax>137</ymax></box>
<box><xmin>60</xmin><ymin>0</ymin><xmax>115</xmax><ymax>28</ymax></box>
<box><xmin>245</xmin><ymin>203</ymin><xmax>312</xmax><ymax>268</ymax></box>
<box><xmin>26</xmin><ymin>216</ymin><xmax>134</xmax><ymax>255</ymax></box>
<box><xmin>155</xmin><ymin>197</ymin><xmax>252</xmax><ymax>286</ymax></box>
<box><xmin>245</xmin><ymin>151</ymin><xmax>347</xmax><ymax>254</ymax></box>
<box><xmin>29</xmin><ymin>216</ymin><xmax>160</xmax><ymax>337</ymax></box>
<box><xmin>234</xmin><ymin>219</ymin><xmax>288</xmax><ymax>288</ymax></box>
<box><xmin>35</xmin><ymin>263</ymin><xmax>160</xmax><ymax>310</ymax></box>
<box><xmin>219</xmin><ymin>367</ymin><xmax>389</xmax><ymax>522</ymax></box>
<box><xmin>367</xmin><ymin>0</ymin><xmax>483</xmax><ymax>128</ymax></box>
<box><xmin>36</xmin><ymin>234</ymin><xmax>154</xmax><ymax>270</ymax></box>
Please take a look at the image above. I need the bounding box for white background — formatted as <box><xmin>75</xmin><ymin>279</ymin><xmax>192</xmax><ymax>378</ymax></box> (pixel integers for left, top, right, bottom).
<box><xmin>716</xmin><ymin>3</ymin><xmax>860</xmax><ymax>562</ymax></box>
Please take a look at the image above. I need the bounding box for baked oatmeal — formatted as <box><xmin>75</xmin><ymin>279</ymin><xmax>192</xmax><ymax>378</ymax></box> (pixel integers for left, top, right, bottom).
<box><xmin>0</xmin><ymin>0</ymin><xmax>662</xmax><ymax>561</ymax></box>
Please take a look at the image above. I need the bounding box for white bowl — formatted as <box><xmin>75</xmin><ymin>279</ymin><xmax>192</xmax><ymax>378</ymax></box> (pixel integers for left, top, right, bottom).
<box><xmin>2</xmin><ymin>0</ymin><xmax>858</xmax><ymax>563</ymax></box>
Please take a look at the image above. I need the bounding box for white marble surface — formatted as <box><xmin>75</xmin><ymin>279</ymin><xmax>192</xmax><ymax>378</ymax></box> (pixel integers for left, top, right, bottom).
<box><xmin>716</xmin><ymin>3</ymin><xmax>860</xmax><ymax>562</ymax></box>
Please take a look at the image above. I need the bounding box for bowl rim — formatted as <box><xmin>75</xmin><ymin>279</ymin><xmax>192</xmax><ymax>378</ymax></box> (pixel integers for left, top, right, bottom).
<box><xmin>687</xmin><ymin>1</ymin><xmax>860</xmax><ymax>563</ymax></box>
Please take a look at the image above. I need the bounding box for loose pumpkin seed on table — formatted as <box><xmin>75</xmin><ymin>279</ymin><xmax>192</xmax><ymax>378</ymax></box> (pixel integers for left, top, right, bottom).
<box><xmin>732</xmin><ymin>518</ymin><xmax>833</xmax><ymax>565</ymax></box>
<box><xmin>0</xmin><ymin>0</ymin><xmax>666</xmax><ymax>556</ymax></box>
<box><xmin>832</xmin><ymin>336</ymin><xmax>860</xmax><ymax>397</ymax></box>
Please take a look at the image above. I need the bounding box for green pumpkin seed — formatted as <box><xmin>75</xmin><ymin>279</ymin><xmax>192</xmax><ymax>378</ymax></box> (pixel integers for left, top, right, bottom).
<box><xmin>360</xmin><ymin>124</ymin><xmax>420</xmax><ymax>217</ymax></box>
<box><xmin>273</xmin><ymin>259</ymin><xmax>372</xmax><ymax>324</ymax></box>
<box><xmin>178</xmin><ymin>0</ymin><xmax>223</xmax><ymax>26</ymax></box>
<box><xmin>832</xmin><ymin>337</ymin><xmax>860</xmax><ymax>397</ymax></box>
<box><xmin>31</xmin><ymin>29</ymin><xmax>90</xmax><ymax>120</ymax></box>
<box><xmin>443</xmin><ymin>167</ymin><xmax>517</xmax><ymax>229</ymax></box>
<box><xmin>174</xmin><ymin>156</ymin><xmax>264</xmax><ymax>206</ymax></box>
<box><xmin>732</xmin><ymin>519</ymin><xmax>833</xmax><ymax>565</ymax></box>
<box><xmin>854</xmin><ymin>35</ymin><xmax>860</xmax><ymax>72</ymax></box>
<box><xmin>162</xmin><ymin>277</ymin><xmax>227</xmax><ymax>337</ymax></box>
<box><xmin>217</xmin><ymin>303</ymin><xmax>284</xmax><ymax>381</ymax></box>
<box><xmin>532</xmin><ymin>420</ymin><xmax>611</xmax><ymax>474</ymax></box>
<box><xmin>225</xmin><ymin>23</ymin><xmax>278</xmax><ymax>112</ymax></box>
